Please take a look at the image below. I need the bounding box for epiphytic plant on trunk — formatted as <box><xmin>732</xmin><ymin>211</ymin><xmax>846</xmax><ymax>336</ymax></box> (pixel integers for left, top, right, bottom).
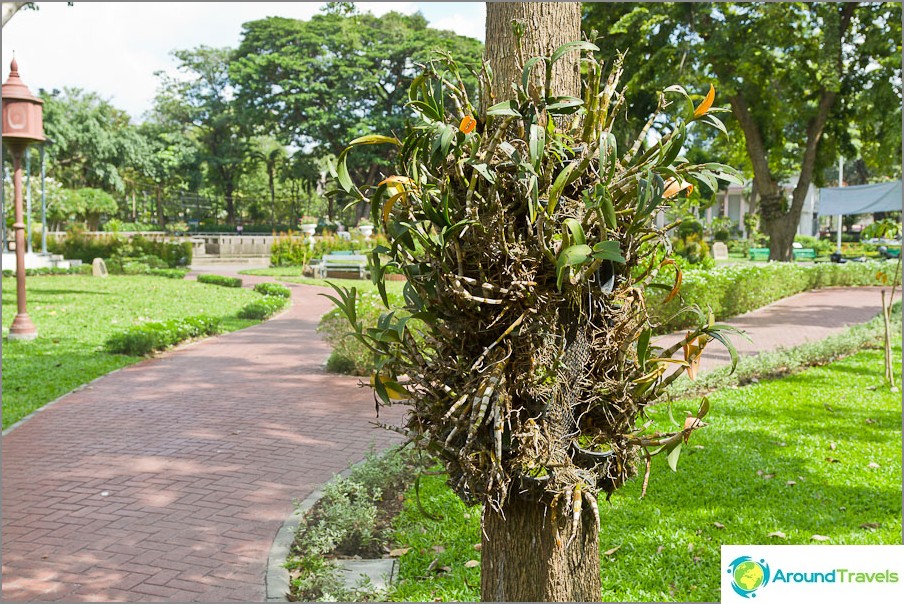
<box><xmin>328</xmin><ymin>45</ymin><xmax>746</xmax><ymax>601</ymax></box>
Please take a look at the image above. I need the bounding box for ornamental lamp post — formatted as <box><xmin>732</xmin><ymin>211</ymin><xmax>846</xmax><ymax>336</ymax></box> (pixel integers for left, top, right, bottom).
<box><xmin>2</xmin><ymin>57</ymin><xmax>45</xmax><ymax>341</ymax></box>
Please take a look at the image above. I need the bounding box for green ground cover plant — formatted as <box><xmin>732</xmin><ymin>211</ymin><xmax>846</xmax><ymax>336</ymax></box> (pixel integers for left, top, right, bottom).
<box><xmin>253</xmin><ymin>282</ymin><xmax>292</xmax><ymax>298</ymax></box>
<box><xmin>285</xmin><ymin>447</ymin><xmax>423</xmax><ymax>602</ymax></box>
<box><xmin>1</xmin><ymin>275</ymin><xmax>260</xmax><ymax>428</ymax></box>
<box><xmin>104</xmin><ymin>315</ymin><xmax>221</xmax><ymax>355</ymax></box>
<box><xmin>196</xmin><ymin>274</ymin><xmax>243</xmax><ymax>288</ymax></box>
<box><xmin>238</xmin><ymin>296</ymin><xmax>290</xmax><ymax>320</ymax></box>
<box><xmin>385</xmin><ymin>346</ymin><xmax>903</xmax><ymax>603</ymax></box>
<box><xmin>655</xmin><ymin>260</ymin><xmax>898</xmax><ymax>332</ymax></box>
<box><xmin>241</xmin><ymin>266</ymin><xmax>309</xmax><ymax>277</ymax></box>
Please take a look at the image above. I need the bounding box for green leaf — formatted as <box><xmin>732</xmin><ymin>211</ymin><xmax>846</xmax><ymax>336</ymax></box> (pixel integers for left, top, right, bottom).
<box><xmin>556</xmin><ymin>244</ymin><xmax>592</xmax><ymax>291</ymax></box>
<box><xmin>548</xmin><ymin>162</ymin><xmax>577</xmax><ymax>214</ymax></box>
<box><xmin>592</xmin><ymin>240</ymin><xmax>626</xmax><ymax>264</ymax></box>
<box><xmin>521</xmin><ymin>56</ymin><xmax>547</xmax><ymax>91</ymax></box>
<box><xmin>557</xmin><ymin>244</ymin><xmax>592</xmax><ymax>269</ymax></box>
<box><xmin>659</xmin><ymin>124</ymin><xmax>686</xmax><ymax>167</ymax></box>
<box><xmin>700</xmin><ymin>114</ymin><xmax>729</xmax><ymax>138</ymax></box>
<box><xmin>529</xmin><ymin>124</ymin><xmax>545</xmax><ymax>171</ymax></box>
<box><xmin>471</xmin><ymin>162</ymin><xmax>496</xmax><ymax>184</ymax></box>
<box><xmin>549</xmin><ymin>40</ymin><xmax>599</xmax><ymax>65</ymax></box>
<box><xmin>545</xmin><ymin>96</ymin><xmax>584</xmax><ymax>114</ymax></box>
<box><xmin>563</xmin><ymin>218</ymin><xmax>586</xmax><ymax>246</ymax></box>
<box><xmin>600</xmin><ymin>187</ymin><xmax>618</xmax><ymax>230</ymax></box>
<box><xmin>636</xmin><ymin>328</ymin><xmax>652</xmax><ymax>372</ymax></box>
<box><xmin>336</xmin><ymin>150</ymin><xmax>360</xmax><ymax>198</ymax></box>
<box><xmin>348</xmin><ymin>135</ymin><xmax>400</xmax><ymax>147</ymax></box>
<box><xmin>487</xmin><ymin>100</ymin><xmax>521</xmax><ymax>117</ymax></box>
<box><xmin>666</xmin><ymin>441</ymin><xmax>683</xmax><ymax>472</ymax></box>
<box><xmin>599</xmin><ymin>132</ymin><xmax>618</xmax><ymax>183</ymax></box>
<box><xmin>697</xmin><ymin>397</ymin><xmax>710</xmax><ymax>420</ymax></box>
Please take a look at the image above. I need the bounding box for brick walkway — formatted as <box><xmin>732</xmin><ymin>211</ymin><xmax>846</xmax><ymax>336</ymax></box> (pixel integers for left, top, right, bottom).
<box><xmin>1</xmin><ymin>276</ymin><xmax>897</xmax><ymax>602</ymax></box>
<box><xmin>1</xmin><ymin>275</ymin><xmax>405</xmax><ymax>602</ymax></box>
<box><xmin>657</xmin><ymin>286</ymin><xmax>900</xmax><ymax>373</ymax></box>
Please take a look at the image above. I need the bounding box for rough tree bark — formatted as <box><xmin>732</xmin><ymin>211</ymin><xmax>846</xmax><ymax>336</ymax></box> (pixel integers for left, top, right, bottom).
<box><xmin>485</xmin><ymin>2</ymin><xmax>581</xmax><ymax>103</ymax></box>
<box><xmin>480</xmin><ymin>3</ymin><xmax>601</xmax><ymax>602</ymax></box>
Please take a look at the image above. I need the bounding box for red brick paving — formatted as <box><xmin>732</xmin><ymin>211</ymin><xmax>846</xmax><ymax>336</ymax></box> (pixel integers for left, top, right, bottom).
<box><xmin>658</xmin><ymin>286</ymin><xmax>900</xmax><ymax>373</ymax></box>
<box><xmin>1</xmin><ymin>274</ymin><xmax>896</xmax><ymax>601</ymax></box>
<box><xmin>1</xmin><ymin>277</ymin><xmax>405</xmax><ymax>602</ymax></box>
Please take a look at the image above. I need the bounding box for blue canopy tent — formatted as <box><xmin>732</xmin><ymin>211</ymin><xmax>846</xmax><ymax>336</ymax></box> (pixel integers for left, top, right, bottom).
<box><xmin>817</xmin><ymin>180</ymin><xmax>902</xmax><ymax>216</ymax></box>
<box><xmin>817</xmin><ymin>180</ymin><xmax>902</xmax><ymax>252</ymax></box>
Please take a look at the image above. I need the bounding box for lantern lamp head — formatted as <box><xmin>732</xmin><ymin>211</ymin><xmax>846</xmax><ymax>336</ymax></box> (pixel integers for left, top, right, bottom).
<box><xmin>2</xmin><ymin>57</ymin><xmax>45</xmax><ymax>146</ymax></box>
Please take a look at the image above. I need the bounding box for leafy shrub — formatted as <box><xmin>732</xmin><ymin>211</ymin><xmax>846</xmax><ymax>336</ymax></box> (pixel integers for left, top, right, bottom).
<box><xmin>2</xmin><ymin>265</ymin><xmax>93</xmax><ymax>277</ymax></box>
<box><xmin>145</xmin><ymin>268</ymin><xmax>188</xmax><ymax>279</ymax></box>
<box><xmin>122</xmin><ymin>261</ymin><xmax>151</xmax><ymax>275</ymax></box>
<box><xmin>105</xmin><ymin>315</ymin><xmax>222</xmax><ymax>355</ymax></box>
<box><xmin>318</xmin><ymin>289</ymin><xmax>405</xmax><ymax>375</ymax></box>
<box><xmin>237</xmin><ymin>295</ymin><xmax>288</xmax><ymax>319</ymax></box>
<box><xmin>270</xmin><ymin>233</ymin><xmax>390</xmax><ymax>267</ymax></box>
<box><xmin>794</xmin><ymin>235</ymin><xmax>835</xmax><ymax>256</ymax></box>
<box><xmin>253</xmin><ymin>282</ymin><xmax>291</xmax><ymax>298</ymax></box>
<box><xmin>654</xmin><ymin>260</ymin><xmax>899</xmax><ymax>332</ymax></box>
<box><xmin>48</xmin><ymin>230</ymin><xmax>191</xmax><ymax>267</ymax></box>
<box><xmin>197</xmin><ymin>274</ymin><xmax>243</xmax><ymax>288</ymax></box>
<box><xmin>102</xmin><ymin>219</ymin><xmax>159</xmax><ymax>233</ymax></box>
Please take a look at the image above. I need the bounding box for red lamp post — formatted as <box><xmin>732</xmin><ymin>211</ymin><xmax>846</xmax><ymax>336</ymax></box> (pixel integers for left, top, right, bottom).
<box><xmin>2</xmin><ymin>57</ymin><xmax>45</xmax><ymax>341</ymax></box>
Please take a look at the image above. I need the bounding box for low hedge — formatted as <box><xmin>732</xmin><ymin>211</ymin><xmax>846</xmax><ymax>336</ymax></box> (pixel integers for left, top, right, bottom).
<box><xmin>2</xmin><ymin>265</ymin><xmax>93</xmax><ymax>278</ymax></box>
<box><xmin>253</xmin><ymin>282</ymin><xmax>291</xmax><ymax>298</ymax></box>
<box><xmin>237</xmin><ymin>295</ymin><xmax>289</xmax><ymax>320</ymax></box>
<box><xmin>145</xmin><ymin>268</ymin><xmax>188</xmax><ymax>279</ymax></box>
<box><xmin>105</xmin><ymin>315</ymin><xmax>222</xmax><ymax>356</ymax></box>
<box><xmin>654</xmin><ymin>259</ymin><xmax>900</xmax><ymax>332</ymax></box>
<box><xmin>197</xmin><ymin>274</ymin><xmax>243</xmax><ymax>288</ymax></box>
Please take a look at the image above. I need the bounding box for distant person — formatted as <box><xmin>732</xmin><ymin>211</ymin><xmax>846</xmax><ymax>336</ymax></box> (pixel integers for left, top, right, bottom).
<box><xmin>236</xmin><ymin>223</ymin><xmax>244</xmax><ymax>235</ymax></box>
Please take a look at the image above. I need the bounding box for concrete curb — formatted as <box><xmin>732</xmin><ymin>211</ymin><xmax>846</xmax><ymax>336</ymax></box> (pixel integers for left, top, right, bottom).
<box><xmin>265</xmin><ymin>464</ymin><xmax>359</xmax><ymax>602</ymax></box>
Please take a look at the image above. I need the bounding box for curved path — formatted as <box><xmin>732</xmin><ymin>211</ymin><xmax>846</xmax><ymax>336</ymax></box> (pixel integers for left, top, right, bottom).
<box><xmin>1</xmin><ymin>272</ymin><xmax>405</xmax><ymax>602</ymax></box>
<box><xmin>1</xmin><ymin>273</ymin><xmax>897</xmax><ymax>601</ymax></box>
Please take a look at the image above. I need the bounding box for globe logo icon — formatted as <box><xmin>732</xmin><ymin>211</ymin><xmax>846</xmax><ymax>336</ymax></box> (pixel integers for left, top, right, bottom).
<box><xmin>727</xmin><ymin>556</ymin><xmax>771</xmax><ymax>598</ymax></box>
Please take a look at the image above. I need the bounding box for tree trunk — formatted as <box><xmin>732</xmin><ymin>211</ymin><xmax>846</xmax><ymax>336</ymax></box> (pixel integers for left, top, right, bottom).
<box><xmin>485</xmin><ymin>2</ymin><xmax>582</xmax><ymax>102</ymax></box>
<box><xmin>482</xmin><ymin>494</ymin><xmax>601</xmax><ymax>602</ymax></box>
<box><xmin>224</xmin><ymin>182</ymin><xmax>236</xmax><ymax>225</ymax></box>
<box><xmin>761</xmin><ymin>200</ymin><xmax>797</xmax><ymax>261</ymax></box>
<box><xmin>481</xmin><ymin>4</ymin><xmax>599</xmax><ymax>602</ymax></box>
<box><xmin>155</xmin><ymin>186</ymin><xmax>166</xmax><ymax>227</ymax></box>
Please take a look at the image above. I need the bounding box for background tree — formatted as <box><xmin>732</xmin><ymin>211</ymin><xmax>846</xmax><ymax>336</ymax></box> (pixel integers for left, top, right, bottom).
<box><xmin>583</xmin><ymin>2</ymin><xmax>903</xmax><ymax>260</ymax></box>
<box><xmin>40</xmin><ymin>88</ymin><xmax>148</xmax><ymax>194</ymax></box>
<box><xmin>250</xmin><ymin>136</ymin><xmax>287</xmax><ymax>228</ymax></box>
<box><xmin>230</xmin><ymin>7</ymin><xmax>483</xmax><ymax>221</ymax></box>
<box><xmin>154</xmin><ymin>46</ymin><xmax>252</xmax><ymax>224</ymax></box>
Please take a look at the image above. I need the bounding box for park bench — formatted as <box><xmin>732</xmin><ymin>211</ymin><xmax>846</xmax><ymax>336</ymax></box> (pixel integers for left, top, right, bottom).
<box><xmin>312</xmin><ymin>253</ymin><xmax>368</xmax><ymax>279</ymax></box>
<box><xmin>749</xmin><ymin>248</ymin><xmax>770</xmax><ymax>261</ymax></box>
<box><xmin>748</xmin><ymin>247</ymin><xmax>817</xmax><ymax>261</ymax></box>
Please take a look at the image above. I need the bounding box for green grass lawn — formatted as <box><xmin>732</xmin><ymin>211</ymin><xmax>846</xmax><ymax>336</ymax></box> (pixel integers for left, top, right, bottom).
<box><xmin>240</xmin><ymin>266</ymin><xmax>309</xmax><ymax>277</ymax></box>
<box><xmin>387</xmin><ymin>345</ymin><xmax>903</xmax><ymax>602</ymax></box>
<box><xmin>2</xmin><ymin>275</ymin><xmax>261</xmax><ymax>428</ymax></box>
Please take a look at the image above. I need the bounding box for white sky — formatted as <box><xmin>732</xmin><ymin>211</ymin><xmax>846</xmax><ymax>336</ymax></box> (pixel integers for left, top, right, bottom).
<box><xmin>0</xmin><ymin>2</ymin><xmax>486</xmax><ymax>122</ymax></box>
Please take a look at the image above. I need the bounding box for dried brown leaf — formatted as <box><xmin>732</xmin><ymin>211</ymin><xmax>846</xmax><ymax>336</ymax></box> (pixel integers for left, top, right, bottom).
<box><xmin>860</xmin><ymin>523</ymin><xmax>881</xmax><ymax>530</ymax></box>
<box><xmin>768</xmin><ymin>531</ymin><xmax>787</xmax><ymax>539</ymax></box>
<box><xmin>811</xmin><ymin>534</ymin><xmax>830</xmax><ymax>542</ymax></box>
<box><xmin>388</xmin><ymin>547</ymin><xmax>410</xmax><ymax>557</ymax></box>
<box><xmin>603</xmin><ymin>546</ymin><xmax>621</xmax><ymax>556</ymax></box>
<box><xmin>464</xmin><ymin>560</ymin><xmax>480</xmax><ymax>568</ymax></box>
<box><xmin>713</xmin><ymin>522</ymin><xmax>725</xmax><ymax>529</ymax></box>
<box><xmin>868</xmin><ymin>462</ymin><xmax>880</xmax><ymax>469</ymax></box>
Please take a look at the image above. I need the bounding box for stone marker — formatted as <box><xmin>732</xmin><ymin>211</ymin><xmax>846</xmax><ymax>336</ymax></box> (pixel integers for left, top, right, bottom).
<box><xmin>712</xmin><ymin>241</ymin><xmax>729</xmax><ymax>260</ymax></box>
<box><xmin>92</xmin><ymin>257</ymin><xmax>108</xmax><ymax>277</ymax></box>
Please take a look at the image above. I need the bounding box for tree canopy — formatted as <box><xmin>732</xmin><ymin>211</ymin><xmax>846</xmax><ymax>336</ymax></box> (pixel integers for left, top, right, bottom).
<box><xmin>583</xmin><ymin>2</ymin><xmax>902</xmax><ymax>259</ymax></box>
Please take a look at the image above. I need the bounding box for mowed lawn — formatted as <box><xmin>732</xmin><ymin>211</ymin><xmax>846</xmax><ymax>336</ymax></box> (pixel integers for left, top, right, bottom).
<box><xmin>387</xmin><ymin>346</ymin><xmax>903</xmax><ymax>603</ymax></box>
<box><xmin>2</xmin><ymin>275</ymin><xmax>260</xmax><ymax>428</ymax></box>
